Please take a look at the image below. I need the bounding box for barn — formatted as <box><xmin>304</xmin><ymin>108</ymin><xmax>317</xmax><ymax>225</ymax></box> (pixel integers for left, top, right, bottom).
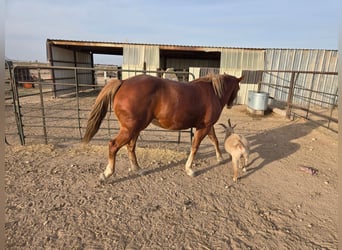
<box><xmin>46</xmin><ymin>39</ymin><xmax>338</xmax><ymax>108</ymax></box>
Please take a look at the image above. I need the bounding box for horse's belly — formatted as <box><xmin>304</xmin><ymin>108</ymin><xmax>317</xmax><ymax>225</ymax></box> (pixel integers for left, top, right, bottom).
<box><xmin>151</xmin><ymin>118</ymin><xmax>193</xmax><ymax>130</ymax></box>
<box><xmin>151</xmin><ymin>119</ymin><xmax>163</xmax><ymax>128</ymax></box>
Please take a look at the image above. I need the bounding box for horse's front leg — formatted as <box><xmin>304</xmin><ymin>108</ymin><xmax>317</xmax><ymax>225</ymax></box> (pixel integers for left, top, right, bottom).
<box><xmin>207</xmin><ymin>126</ymin><xmax>223</xmax><ymax>163</ymax></box>
<box><xmin>185</xmin><ymin>127</ymin><xmax>209</xmax><ymax>177</ymax></box>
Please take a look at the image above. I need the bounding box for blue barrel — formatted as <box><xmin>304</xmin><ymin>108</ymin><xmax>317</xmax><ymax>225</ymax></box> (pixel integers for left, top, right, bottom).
<box><xmin>248</xmin><ymin>91</ymin><xmax>269</xmax><ymax>111</ymax></box>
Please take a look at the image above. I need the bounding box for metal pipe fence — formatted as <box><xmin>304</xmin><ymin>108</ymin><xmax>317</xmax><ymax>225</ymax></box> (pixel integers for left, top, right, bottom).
<box><xmin>5</xmin><ymin>65</ymin><xmax>195</xmax><ymax>145</ymax></box>
<box><xmin>5</xmin><ymin>65</ymin><xmax>337</xmax><ymax>146</ymax></box>
<box><xmin>258</xmin><ymin>70</ymin><xmax>338</xmax><ymax>132</ymax></box>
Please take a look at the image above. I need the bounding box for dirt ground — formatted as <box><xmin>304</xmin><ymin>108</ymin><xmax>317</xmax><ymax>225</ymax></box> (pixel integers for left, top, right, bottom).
<box><xmin>5</xmin><ymin>100</ymin><xmax>338</xmax><ymax>249</ymax></box>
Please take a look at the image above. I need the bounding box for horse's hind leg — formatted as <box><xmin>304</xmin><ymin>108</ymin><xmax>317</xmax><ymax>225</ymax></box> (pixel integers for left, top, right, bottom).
<box><xmin>126</xmin><ymin>134</ymin><xmax>140</xmax><ymax>172</ymax></box>
<box><xmin>101</xmin><ymin>128</ymin><xmax>131</xmax><ymax>181</ymax></box>
<box><xmin>185</xmin><ymin>128</ymin><xmax>209</xmax><ymax>177</ymax></box>
<box><xmin>207</xmin><ymin>126</ymin><xmax>223</xmax><ymax>163</ymax></box>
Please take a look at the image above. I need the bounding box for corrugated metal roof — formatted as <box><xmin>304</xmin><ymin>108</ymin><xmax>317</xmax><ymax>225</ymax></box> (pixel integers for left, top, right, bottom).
<box><xmin>47</xmin><ymin>38</ymin><xmax>338</xmax><ymax>53</ymax></box>
<box><xmin>47</xmin><ymin>39</ymin><xmax>338</xmax><ymax>67</ymax></box>
<box><xmin>47</xmin><ymin>38</ymin><xmax>227</xmax><ymax>51</ymax></box>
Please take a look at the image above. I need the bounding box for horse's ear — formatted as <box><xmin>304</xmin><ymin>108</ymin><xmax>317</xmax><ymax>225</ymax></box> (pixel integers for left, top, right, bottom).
<box><xmin>238</xmin><ymin>75</ymin><xmax>244</xmax><ymax>82</ymax></box>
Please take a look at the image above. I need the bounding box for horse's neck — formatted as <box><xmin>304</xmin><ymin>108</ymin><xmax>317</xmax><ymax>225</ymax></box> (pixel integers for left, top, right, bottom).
<box><xmin>220</xmin><ymin>87</ymin><xmax>236</xmax><ymax>109</ymax></box>
<box><xmin>217</xmin><ymin>93</ymin><xmax>230</xmax><ymax>109</ymax></box>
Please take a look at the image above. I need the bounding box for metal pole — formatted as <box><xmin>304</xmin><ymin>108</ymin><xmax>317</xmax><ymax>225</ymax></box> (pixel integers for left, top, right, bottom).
<box><xmin>38</xmin><ymin>69</ymin><xmax>48</xmax><ymax>144</ymax></box>
<box><xmin>74</xmin><ymin>68</ymin><xmax>82</xmax><ymax>139</ymax></box>
<box><xmin>286</xmin><ymin>72</ymin><xmax>296</xmax><ymax>118</ymax></box>
<box><xmin>305</xmin><ymin>73</ymin><xmax>316</xmax><ymax>119</ymax></box>
<box><xmin>10</xmin><ymin>66</ymin><xmax>25</xmax><ymax>145</ymax></box>
<box><xmin>143</xmin><ymin>62</ymin><xmax>147</xmax><ymax>75</ymax></box>
<box><xmin>327</xmin><ymin>87</ymin><xmax>338</xmax><ymax>128</ymax></box>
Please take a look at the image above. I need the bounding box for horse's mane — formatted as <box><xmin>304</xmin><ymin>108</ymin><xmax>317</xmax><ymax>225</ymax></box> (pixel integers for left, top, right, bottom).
<box><xmin>192</xmin><ymin>73</ymin><xmax>226</xmax><ymax>98</ymax></box>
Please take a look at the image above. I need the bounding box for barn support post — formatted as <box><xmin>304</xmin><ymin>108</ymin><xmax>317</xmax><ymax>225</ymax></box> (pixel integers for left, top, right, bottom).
<box><xmin>48</xmin><ymin>44</ymin><xmax>57</xmax><ymax>98</ymax></box>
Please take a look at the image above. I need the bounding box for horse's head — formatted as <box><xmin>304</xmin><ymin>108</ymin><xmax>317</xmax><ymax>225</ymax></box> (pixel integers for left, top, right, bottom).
<box><xmin>199</xmin><ymin>73</ymin><xmax>242</xmax><ymax>108</ymax></box>
<box><xmin>223</xmin><ymin>74</ymin><xmax>243</xmax><ymax>108</ymax></box>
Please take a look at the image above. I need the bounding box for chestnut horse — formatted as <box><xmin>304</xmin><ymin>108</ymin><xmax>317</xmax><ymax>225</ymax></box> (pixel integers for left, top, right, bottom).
<box><xmin>83</xmin><ymin>73</ymin><xmax>242</xmax><ymax>181</ymax></box>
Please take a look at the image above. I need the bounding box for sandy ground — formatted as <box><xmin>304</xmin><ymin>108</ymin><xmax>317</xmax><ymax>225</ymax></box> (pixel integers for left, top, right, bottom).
<box><xmin>5</xmin><ymin>97</ymin><xmax>338</xmax><ymax>249</ymax></box>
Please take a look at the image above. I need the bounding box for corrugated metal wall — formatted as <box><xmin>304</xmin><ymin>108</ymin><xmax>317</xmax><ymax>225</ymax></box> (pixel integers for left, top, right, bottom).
<box><xmin>189</xmin><ymin>67</ymin><xmax>220</xmax><ymax>80</ymax></box>
<box><xmin>75</xmin><ymin>51</ymin><xmax>93</xmax><ymax>86</ymax></box>
<box><xmin>48</xmin><ymin>45</ymin><xmax>93</xmax><ymax>96</ymax></box>
<box><xmin>262</xmin><ymin>49</ymin><xmax>338</xmax><ymax>108</ymax></box>
<box><xmin>165</xmin><ymin>58</ymin><xmax>219</xmax><ymax>71</ymax></box>
<box><xmin>49</xmin><ymin>46</ymin><xmax>75</xmax><ymax>93</ymax></box>
<box><xmin>184</xmin><ymin>48</ymin><xmax>337</xmax><ymax>108</ymax></box>
<box><xmin>122</xmin><ymin>44</ymin><xmax>160</xmax><ymax>79</ymax></box>
<box><xmin>220</xmin><ymin>48</ymin><xmax>265</xmax><ymax>104</ymax></box>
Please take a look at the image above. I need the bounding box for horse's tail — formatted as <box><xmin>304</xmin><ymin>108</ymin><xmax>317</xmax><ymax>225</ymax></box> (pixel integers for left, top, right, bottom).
<box><xmin>83</xmin><ymin>79</ymin><xmax>122</xmax><ymax>143</ymax></box>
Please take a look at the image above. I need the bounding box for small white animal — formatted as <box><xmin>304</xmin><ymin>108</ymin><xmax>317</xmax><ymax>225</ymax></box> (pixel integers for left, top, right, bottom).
<box><xmin>219</xmin><ymin>119</ymin><xmax>250</xmax><ymax>182</ymax></box>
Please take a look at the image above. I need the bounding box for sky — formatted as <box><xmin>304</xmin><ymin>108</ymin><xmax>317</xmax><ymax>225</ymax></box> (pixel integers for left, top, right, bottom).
<box><xmin>5</xmin><ymin>0</ymin><xmax>341</xmax><ymax>65</ymax></box>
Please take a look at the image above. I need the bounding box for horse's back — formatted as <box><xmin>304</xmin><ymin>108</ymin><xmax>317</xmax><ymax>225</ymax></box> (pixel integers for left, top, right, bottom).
<box><xmin>122</xmin><ymin>74</ymin><xmax>189</xmax><ymax>90</ymax></box>
<box><xmin>113</xmin><ymin>75</ymin><xmax>212</xmax><ymax>130</ymax></box>
<box><xmin>116</xmin><ymin>74</ymin><xmax>200</xmax><ymax>104</ymax></box>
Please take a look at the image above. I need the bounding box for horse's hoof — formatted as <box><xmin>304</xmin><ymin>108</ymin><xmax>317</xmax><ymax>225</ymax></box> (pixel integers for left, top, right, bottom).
<box><xmin>129</xmin><ymin>165</ymin><xmax>141</xmax><ymax>172</ymax></box>
<box><xmin>99</xmin><ymin>173</ymin><xmax>106</xmax><ymax>182</ymax></box>
<box><xmin>217</xmin><ymin>157</ymin><xmax>224</xmax><ymax>163</ymax></box>
<box><xmin>186</xmin><ymin>169</ymin><xmax>196</xmax><ymax>177</ymax></box>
